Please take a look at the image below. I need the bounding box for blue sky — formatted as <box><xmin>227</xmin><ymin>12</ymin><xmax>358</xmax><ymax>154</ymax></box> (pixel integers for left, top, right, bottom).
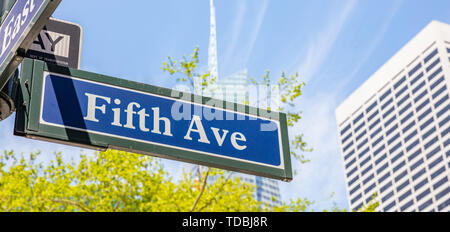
<box><xmin>1</xmin><ymin>0</ymin><xmax>450</xmax><ymax>211</ymax></box>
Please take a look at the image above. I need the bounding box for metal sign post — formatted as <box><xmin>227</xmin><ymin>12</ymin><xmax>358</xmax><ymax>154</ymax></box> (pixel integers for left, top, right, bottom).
<box><xmin>15</xmin><ymin>59</ymin><xmax>293</xmax><ymax>181</ymax></box>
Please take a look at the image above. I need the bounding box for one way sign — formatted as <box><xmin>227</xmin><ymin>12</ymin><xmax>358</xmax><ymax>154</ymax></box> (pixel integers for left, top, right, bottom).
<box><xmin>25</xmin><ymin>18</ymin><xmax>82</xmax><ymax>69</ymax></box>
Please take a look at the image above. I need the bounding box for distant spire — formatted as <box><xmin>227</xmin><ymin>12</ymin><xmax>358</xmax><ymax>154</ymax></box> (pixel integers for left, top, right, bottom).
<box><xmin>208</xmin><ymin>0</ymin><xmax>219</xmax><ymax>80</ymax></box>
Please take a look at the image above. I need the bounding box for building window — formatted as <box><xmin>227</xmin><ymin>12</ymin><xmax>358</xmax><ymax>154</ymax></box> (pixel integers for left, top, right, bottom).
<box><xmin>388</xmin><ymin>133</ymin><xmax>400</xmax><ymax>145</ymax></box>
<box><xmin>371</xmin><ymin>127</ymin><xmax>382</xmax><ymax>138</ymax></box>
<box><xmin>387</xmin><ymin>124</ymin><xmax>399</xmax><ymax>136</ymax></box>
<box><xmin>419</xmin><ymin>198</ymin><xmax>433</xmax><ymax>211</ymax></box>
<box><xmin>350</xmin><ymin>184</ymin><xmax>361</xmax><ymax>195</ymax></box>
<box><xmin>393</xmin><ymin>160</ymin><xmax>406</xmax><ymax>173</ymax></box>
<box><xmin>399</xmin><ymin>189</ymin><xmax>412</xmax><ymax>202</ymax></box>
<box><xmin>366</xmin><ymin>101</ymin><xmax>377</xmax><ymax>114</ymax></box>
<box><xmin>374</xmin><ymin>145</ymin><xmax>385</xmax><ymax>156</ymax></box>
<box><xmin>361</xmin><ymin>165</ymin><xmax>373</xmax><ymax>177</ymax></box>
<box><xmin>416</xmin><ymin>99</ymin><xmax>430</xmax><ymax>112</ymax></box>
<box><xmin>432</xmin><ymin>85</ymin><xmax>447</xmax><ymax>100</ymax></box>
<box><xmin>395</xmin><ymin>170</ymin><xmax>408</xmax><ymax>183</ymax></box>
<box><xmin>401</xmin><ymin>112</ymin><xmax>414</xmax><ymax>125</ymax></box>
<box><xmin>351</xmin><ymin>193</ymin><xmax>362</xmax><ymax>204</ymax></box>
<box><xmin>358</xmin><ymin>147</ymin><xmax>370</xmax><ymax>159</ymax></box>
<box><xmin>341</xmin><ymin>124</ymin><xmax>351</xmax><ymax>135</ymax></box>
<box><xmin>408</xmin><ymin>63</ymin><xmax>422</xmax><ymax>77</ymax></box>
<box><xmin>385</xmin><ymin>115</ymin><xmax>397</xmax><ymax>127</ymax></box>
<box><xmin>412</xmin><ymin>81</ymin><xmax>425</xmax><ymax>94</ymax></box>
<box><xmin>399</xmin><ymin>103</ymin><xmax>412</xmax><ymax>116</ymax></box>
<box><xmin>406</xmin><ymin>139</ymin><xmax>419</xmax><ymax>152</ymax></box>
<box><xmin>426</xmin><ymin>146</ymin><xmax>441</xmax><ymax>160</ymax></box>
<box><xmin>439</xmin><ymin>115</ymin><xmax>450</xmax><ymax>128</ymax></box>
<box><xmin>363</xmin><ymin>174</ymin><xmax>375</xmax><ymax>185</ymax></box>
<box><xmin>384</xmin><ymin>201</ymin><xmax>396</xmax><ymax>211</ymax></box>
<box><xmin>382</xmin><ymin>191</ymin><xmax>394</xmax><ymax>203</ymax></box>
<box><xmin>355</xmin><ymin>130</ymin><xmax>367</xmax><ymax>142</ymax></box>
<box><xmin>414</xmin><ymin>178</ymin><xmax>428</xmax><ymax>191</ymax></box>
<box><xmin>389</xmin><ymin>142</ymin><xmax>402</xmax><ymax>154</ymax></box>
<box><xmin>435</xmin><ymin>186</ymin><xmax>450</xmax><ymax>201</ymax></box>
<box><xmin>416</xmin><ymin>188</ymin><xmax>431</xmax><ymax>202</ymax></box>
<box><xmin>396</xmin><ymin>86</ymin><xmax>408</xmax><ymax>98</ymax></box>
<box><xmin>380</xmin><ymin>89</ymin><xmax>392</xmax><ymax>102</ymax></box>
<box><xmin>420</xmin><ymin>117</ymin><xmax>434</xmax><ymax>131</ymax></box>
<box><xmin>347</xmin><ymin>167</ymin><xmax>357</xmax><ymax>178</ymax></box>
<box><xmin>410</xmin><ymin>158</ymin><xmax>424</xmax><ymax>171</ymax></box>
<box><xmin>412</xmin><ymin>168</ymin><xmax>426</xmax><ymax>182</ymax></box>
<box><xmin>418</xmin><ymin>107</ymin><xmax>432</xmax><ymax>122</ymax></box>
<box><xmin>429</xmin><ymin>156</ymin><xmax>444</xmax><ymax>170</ymax></box>
<box><xmin>353</xmin><ymin>112</ymin><xmax>364</xmax><ymax>125</ymax></box>
<box><xmin>346</xmin><ymin>158</ymin><xmax>356</xmax><ymax>169</ymax></box>
<box><xmin>397</xmin><ymin>94</ymin><xmax>410</xmax><ymax>107</ymax></box>
<box><xmin>408</xmin><ymin>148</ymin><xmax>421</xmax><ymax>161</ymax></box>
<box><xmin>438</xmin><ymin>198</ymin><xmax>450</xmax><ymax>211</ymax></box>
<box><xmin>377</xmin><ymin>163</ymin><xmax>389</xmax><ymax>175</ymax></box>
<box><xmin>402</xmin><ymin>121</ymin><xmax>415</xmax><ymax>134</ymax></box>
<box><xmin>422</xmin><ymin>126</ymin><xmax>436</xmax><ymax>140</ymax></box>
<box><xmin>397</xmin><ymin>180</ymin><xmax>410</xmax><ymax>192</ymax></box>
<box><xmin>378</xmin><ymin>178</ymin><xmax>391</xmax><ymax>192</ymax></box>
<box><xmin>400</xmin><ymin>199</ymin><xmax>414</xmax><ymax>211</ymax></box>
<box><xmin>442</xmin><ymin>126</ymin><xmax>450</xmax><ymax>137</ymax></box>
<box><xmin>342</xmin><ymin>133</ymin><xmax>353</xmax><ymax>144</ymax></box>
<box><xmin>430</xmin><ymin>76</ymin><xmax>444</xmax><ymax>90</ymax></box>
<box><xmin>378</xmin><ymin>172</ymin><xmax>390</xmax><ymax>184</ymax></box>
<box><xmin>382</xmin><ymin>106</ymin><xmax>395</xmax><ymax>118</ymax></box>
<box><xmin>391</xmin><ymin>151</ymin><xmax>404</xmax><ymax>164</ymax></box>
<box><xmin>433</xmin><ymin>176</ymin><xmax>448</xmax><ymax>190</ymax></box>
<box><xmin>424</xmin><ymin>136</ymin><xmax>438</xmax><ymax>150</ymax></box>
<box><xmin>360</xmin><ymin>157</ymin><xmax>371</xmax><ymax>168</ymax></box>
<box><xmin>394</xmin><ymin>76</ymin><xmax>406</xmax><ymax>90</ymax></box>
<box><xmin>405</xmin><ymin>130</ymin><xmax>418</xmax><ymax>143</ymax></box>
<box><xmin>375</xmin><ymin>154</ymin><xmax>387</xmax><ymax>165</ymax></box>
<box><xmin>368</xmin><ymin>110</ymin><xmax>379</xmax><ymax>122</ymax></box>
<box><xmin>372</xmin><ymin>136</ymin><xmax>384</xmax><ymax>148</ymax></box>
<box><xmin>349</xmin><ymin>175</ymin><xmax>359</xmax><ymax>186</ymax></box>
<box><xmin>434</xmin><ymin>94</ymin><xmax>449</xmax><ymax>109</ymax></box>
<box><xmin>424</xmin><ymin>48</ymin><xmax>438</xmax><ymax>63</ymax></box>
<box><xmin>414</xmin><ymin>89</ymin><xmax>428</xmax><ymax>103</ymax></box>
<box><xmin>428</xmin><ymin>67</ymin><xmax>442</xmax><ymax>81</ymax></box>
<box><xmin>369</xmin><ymin>119</ymin><xmax>380</xmax><ymax>130</ymax></box>
<box><xmin>425</xmin><ymin>58</ymin><xmax>440</xmax><ymax>72</ymax></box>
<box><xmin>437</xmin><ymin>104</ymin><xmax>449</xmax><ymax>118</ymax></box>
<box><xmin>357</xmin><ymin>138</ymin><xmax>369</xmax><ymax>150</ymax></box>
<box><xmin>410</xmin><ymin>72</ymin><xmax>424</xmax><ymax>86</ymax></box>
<box><xmin>382</xmin><ymin>99</ymin><xmax>394</xmax><ymax>111</ymax></box>
<box><xmin>431</xmin><ymin>166</ymin><xmax>445</xmax><ymax>179</ymax></box>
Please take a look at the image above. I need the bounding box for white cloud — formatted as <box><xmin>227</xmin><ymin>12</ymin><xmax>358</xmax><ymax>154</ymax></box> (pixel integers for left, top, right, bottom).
<box><xmin>242</xmin><ymin>0</ymin><xmax>269</xmax><ymax>66</ymax></box>
<box><xmin>295</xmin><ymin>0</ymin><xmax>357</xmax><ymax>83</ymax></box>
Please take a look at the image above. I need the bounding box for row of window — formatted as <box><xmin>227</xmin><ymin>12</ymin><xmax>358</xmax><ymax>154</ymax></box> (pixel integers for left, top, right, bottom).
<box><xmin>341</xmin><ymin>72</ymin><xmax>447</xmax><ymax>160</ymax></box>
<box><xmin>340</xmin><ymin>46</ymin><xmax>441</xmax><ymax>139</ymax></box>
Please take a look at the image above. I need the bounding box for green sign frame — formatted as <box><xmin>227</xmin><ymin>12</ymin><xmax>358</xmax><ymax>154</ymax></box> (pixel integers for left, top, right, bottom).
<box><xmin>15</xmin><ymin>58</ymin><xmax>293</xmax><ymax>181</ymax></box>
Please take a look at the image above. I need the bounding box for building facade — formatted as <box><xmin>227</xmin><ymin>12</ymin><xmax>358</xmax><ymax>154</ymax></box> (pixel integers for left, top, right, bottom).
<box><xmin>335</xmin><ymin>21</ymin><xmax>450</xmax><ymax>212</ymax></box>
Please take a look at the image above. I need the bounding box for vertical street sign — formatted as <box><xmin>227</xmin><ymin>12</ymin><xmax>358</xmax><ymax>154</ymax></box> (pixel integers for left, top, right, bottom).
<box><xmin>15</xmin><ymin>59</ymin><xmax>293</xmax><ymax>181</ymax></box>
<box><xmin>25</xmin><ymin>18</ymin><xmax>82</xmax><ymax>69</ymax></box>
<box><xmin>0</xmin><ymin>0</ymin><xmax>61</xmax><ymax>91</ymax></box>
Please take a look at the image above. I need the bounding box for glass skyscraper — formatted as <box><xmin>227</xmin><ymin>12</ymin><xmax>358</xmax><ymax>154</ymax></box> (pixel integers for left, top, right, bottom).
<box><xmin>185</xmin><ymin>0</ymin><xmax>283</xmax><ymax>209</ymax></box>
<box><xmin>335</xmin><ymin>21</ymin><xmax>450</xmax><ymax>212</ymax></box>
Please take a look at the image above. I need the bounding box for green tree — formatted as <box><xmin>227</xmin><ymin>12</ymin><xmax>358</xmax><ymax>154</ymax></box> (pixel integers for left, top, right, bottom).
<box><xmin>0</xmin><ymin>149</ymin><xmax>311</xmax><ymax>212</ymax></box>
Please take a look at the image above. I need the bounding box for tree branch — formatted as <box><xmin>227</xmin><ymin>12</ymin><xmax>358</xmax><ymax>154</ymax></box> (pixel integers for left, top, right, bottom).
<box><xmin>189</xmin><ymin>168</ymin><xmax>210</xmax><ymax>212</ymax></box>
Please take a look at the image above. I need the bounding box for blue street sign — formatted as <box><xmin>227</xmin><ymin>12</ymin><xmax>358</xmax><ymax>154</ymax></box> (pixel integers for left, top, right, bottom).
<box><xmin>16</xmin><ymin>59</ymin><xmax>292</xmax><ymax>181</ymax></box>
<box><xmin>42</xmin><ymin>73</ymin><xmax>284</xmax><ymax>167</ymax></box>
<box><xmin>0</xmin><ymin>0</ymin><xmax>61</xmax><ymax>90</ymax></box>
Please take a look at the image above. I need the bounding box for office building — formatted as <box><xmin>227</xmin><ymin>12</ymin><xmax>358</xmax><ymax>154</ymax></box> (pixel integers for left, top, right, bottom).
<box><xmin>335</xmin><ymin>21</ymin><xmax>450</xmax><ymax>212</ymax></box>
